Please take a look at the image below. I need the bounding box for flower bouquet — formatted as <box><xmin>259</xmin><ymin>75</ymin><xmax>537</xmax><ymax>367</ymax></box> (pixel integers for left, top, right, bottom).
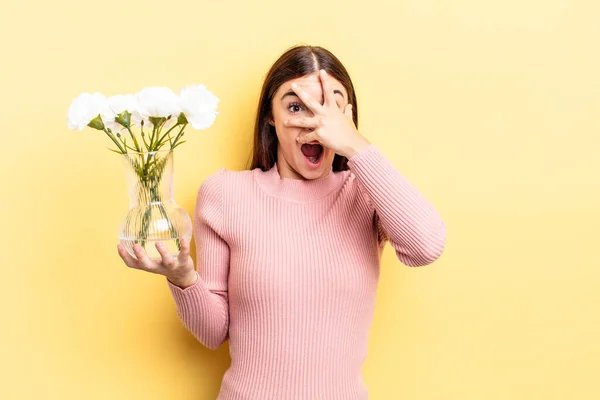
<box><xmin>67</xmin><ymin>85</ymin><xmax>219</xmax><ymax>260</ymax></box>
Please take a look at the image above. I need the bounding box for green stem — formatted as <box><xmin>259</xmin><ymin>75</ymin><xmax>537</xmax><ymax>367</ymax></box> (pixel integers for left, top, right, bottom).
<box><xmin>148</xmin><ymin>123</ymin><xmax>156</xmax><ymax>150</ymax></box>
<box><xmin>141</xmin><ymin>131</ymin><xmax>149</xmax><ymax>150</ymax></box>
<box><xmin>157</xmin><ymin>201</ymin><xmax>181</xmax><ymax>251</ymax></box>
<box><xmin>103</xmin><ymin>129</ymin><xmax>126</xmax><ymax>153</ymax></box>
<box><xmin>170</xmin><ymin>124</ymin><xmax>187</xmax><ymax>150</ymax></box>
<box><xmin>152</xmin><ymin>118</ymin><xmax>168</xmax><ymax>150</ymax></box>
<box><xmin>126</xmin><ymin>126</ymin><xmax>142</xmax><ymax>153</ymax></box>
<box><xmin>117</xmin><ymin>133</ymin><xmax>137</xmax><ymax>152</ymax></box>
<box><xmin>140</xmin><ymin>121</ymin><xmax>150</xmax><ymax>150</ymax></box>
<box><xmin>155</xmin><ymin>122</ymin><xmax>180</xmax><ymax>148</ymax></box>
<box><xmin>133</xmin><ymin>154</ymin><xmax>181</xmax><ymax>251</ymax></box>
<box><xmin>143</xmin><ymin>123</ymin><xmax>159</xmax><ymax>174</ymax></box>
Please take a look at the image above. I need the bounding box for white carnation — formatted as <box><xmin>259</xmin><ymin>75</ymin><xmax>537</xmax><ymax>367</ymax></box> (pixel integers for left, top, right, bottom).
<box><xmin>179</xmin><ymin>84</ymin><xmax>219</xmax><ymax>130</ymax></box>
<box><xmin>136</xmin><ymin>86</ymin><xmax>181</xmax><ymax>122</ymax></box>
<box><xmin>101</xmin><ymin>94</ymin><xmax>139</xmax><ymax>131</ymax></box>
<box><xmin>67</xmin><ymin>92</ymin><xmax>107</xmax><ymax>131</ymax></box>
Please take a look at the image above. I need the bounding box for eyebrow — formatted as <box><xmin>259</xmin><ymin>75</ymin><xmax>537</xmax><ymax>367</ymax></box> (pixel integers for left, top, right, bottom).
<box><xmin>280</xmin><ymin>89</ymin><xmax>345</xmax><ymax>101</ymax></box>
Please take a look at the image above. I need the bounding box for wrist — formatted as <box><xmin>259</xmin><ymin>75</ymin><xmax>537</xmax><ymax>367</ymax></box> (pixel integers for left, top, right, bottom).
<box><xmin>343</xmin><ymin>135</ymin><xmax>370</xmax><ymax>159</ymax></box>
<box><xmin>168</xmin><ymin>270</ymin><xmax>198</xmax><ymax>289</ymax></box>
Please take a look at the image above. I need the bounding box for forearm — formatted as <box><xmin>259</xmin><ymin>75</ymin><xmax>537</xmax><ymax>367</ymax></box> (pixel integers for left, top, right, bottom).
<box><xmin>167</xmin><ymin>272</ymin><xmax>229</xmax><ymax>350</ymax></box>
<box><xmin>348</xmin><ymin>144</ymin><xmax>447</xmax><ymax>266</ymax></box>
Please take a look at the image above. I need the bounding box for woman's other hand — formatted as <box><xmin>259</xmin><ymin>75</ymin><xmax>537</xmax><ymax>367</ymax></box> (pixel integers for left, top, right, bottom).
<box><xmin>117</xmin><ymin>238</ymin><xmax>198</xmax><ymax>289</ymax></box>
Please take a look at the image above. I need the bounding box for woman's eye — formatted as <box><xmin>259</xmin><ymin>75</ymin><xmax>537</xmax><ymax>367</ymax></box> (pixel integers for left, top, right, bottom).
<box><xmin>288</xmin><ymin>103</ymin><xmax>304</xmax><ymax>113</ymax></box>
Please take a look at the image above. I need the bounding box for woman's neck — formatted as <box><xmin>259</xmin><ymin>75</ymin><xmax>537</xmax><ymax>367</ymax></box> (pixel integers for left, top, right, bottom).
<box><xmin>276</xmin><ymin>160</ymin><xmax>306</xmax><ymax>180</ymax></box>
<box><xmin>253</xmin><ymin>162</ymin><xmax>348</xmax><ymax>203</ymax></box>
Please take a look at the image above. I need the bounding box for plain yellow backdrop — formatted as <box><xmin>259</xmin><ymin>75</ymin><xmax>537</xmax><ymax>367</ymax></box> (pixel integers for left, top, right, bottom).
<box><xmin>1</xmin><ymin>0</ymin><xmax>598</xmax><ymax>399</ymax></box>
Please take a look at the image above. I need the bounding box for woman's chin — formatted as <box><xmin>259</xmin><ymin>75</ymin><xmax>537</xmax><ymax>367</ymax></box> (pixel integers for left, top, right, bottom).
<box><xmin>295</xmin><ymin>154</ymin><xmax>333</xmax><ymax>179</ymax></box>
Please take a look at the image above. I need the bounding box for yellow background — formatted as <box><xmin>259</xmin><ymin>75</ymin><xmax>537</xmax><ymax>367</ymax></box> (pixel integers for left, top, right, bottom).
<box><xmin>1</xmin><ymin>0</ymin><xmax>598</xmax><ymax>398</ymax></box>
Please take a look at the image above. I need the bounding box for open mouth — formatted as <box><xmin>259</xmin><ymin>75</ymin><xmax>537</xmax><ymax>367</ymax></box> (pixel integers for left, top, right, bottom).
<box><xmin>301</xmin><ymin>143</ymin><xmax>324</xmax><ymax>165</ymax></box>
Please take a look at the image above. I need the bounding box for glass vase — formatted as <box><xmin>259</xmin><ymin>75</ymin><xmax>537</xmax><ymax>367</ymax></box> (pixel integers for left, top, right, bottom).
<box><xmin>117</xmin><ymin>149</ymin><xmax>192</xmax><ymax>261</ymax></box>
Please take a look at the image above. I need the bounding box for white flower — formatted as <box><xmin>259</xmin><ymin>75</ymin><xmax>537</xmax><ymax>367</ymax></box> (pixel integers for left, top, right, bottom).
<box><xmin>67</xmin><ymin>92</ymin><xmax>107</xmax><ymax>131</ymax></box>
<box><xmin>136</xmin><ymin>86</ymin><xmax>181</xmax><ymax>122</ymax></box>
<box><xmin>101</xmin><ymin>94</ymin><xmax>139</xmax><ymax>131</ymax></box>
<box><xmin>179</xmin><ymin>84</ymin><xmax>219</xmax><ymax>130</ymax></box>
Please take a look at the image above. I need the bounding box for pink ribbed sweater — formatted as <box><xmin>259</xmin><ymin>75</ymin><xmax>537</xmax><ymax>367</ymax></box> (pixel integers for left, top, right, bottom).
<box><xmin>167</xmin><ymin>144</ymin><xmax>446</xmax><ymax>399</ymax></box>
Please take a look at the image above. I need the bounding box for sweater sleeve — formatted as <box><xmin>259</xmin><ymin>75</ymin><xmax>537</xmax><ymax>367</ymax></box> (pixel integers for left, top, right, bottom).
<box><xmin>166</xmin><ymin>168</ymin><xmax>230</xmax><ymax>350</ymax></box>
<box><xmin>347</xmin><ymin>144</ymin><xmax>447</xmax><ymax>267</ymax></box>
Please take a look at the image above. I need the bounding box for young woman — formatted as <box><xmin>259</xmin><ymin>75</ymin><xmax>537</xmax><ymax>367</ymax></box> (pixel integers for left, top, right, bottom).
<box><xmin>118</xmin><ymin>45</ymin><xmax>447</xmax><ymax>399</ymax></box>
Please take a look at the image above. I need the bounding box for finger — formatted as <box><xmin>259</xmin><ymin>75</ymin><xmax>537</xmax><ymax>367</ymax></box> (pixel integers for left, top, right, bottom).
<box><xmin>296</xmin><ymin>130</ymin><xmax>320</xmax><ymax>145</ymax></box>
<box><xmin>177</xmin><ymin>237</ymin><xmax>190</xmax><ymax>265</ymax></box>
<box><xmin>155</xmin><ymin>240</ymin><xmax>176</xmax><ymax>268</ymax></box>
<box><xmin>344</xmin><ymin>103</ymin><xmax>353</xmax><ymax>118</ymax></box>
<box><xmin>319</xmin><ymin>69</ymin><xmax>336</xmax><ymax>108</ymax></box>
<box><xmin>284</xmin><ymin>116</ymin><xmax>318</xmax><ymax>129</ymax></box>
<box><xmin>117</xmin><ymin>243</ymin><xmax>142</xmax><ymax>270</ymax></box>
<box><xmin>290</xmin><ymin>83</ymin><xmax>322</xmax><ymax>114</ymax></box>
<box><xmin>132</xmin><ymin>243</ymin><xmax>156</xmax><ymax>271</ymax></box>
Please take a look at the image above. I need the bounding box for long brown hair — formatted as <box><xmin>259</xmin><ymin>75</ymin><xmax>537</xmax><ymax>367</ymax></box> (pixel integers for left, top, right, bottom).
<box><xmin>248</xmin><ymin>45</ymin><xmax>359</xmax><ymax>171</ymax></box>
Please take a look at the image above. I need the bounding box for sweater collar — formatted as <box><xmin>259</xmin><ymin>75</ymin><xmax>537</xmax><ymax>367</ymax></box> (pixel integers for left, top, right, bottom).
<box><xmin>253</xmin><ymin>162</ymin><xmax>349</xmax><ymax>203</ymax></box>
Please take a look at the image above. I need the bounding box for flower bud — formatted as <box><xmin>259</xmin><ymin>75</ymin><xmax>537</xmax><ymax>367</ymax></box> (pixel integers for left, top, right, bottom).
<box><xmin>177</xmin><ymin>113</ymin><xmax>188</xmax><ymax>125</ymax></box>
<box><xmin>115</xmin><ymin>110</ymin><xmax>132</xmax><ymax>128</ymax></box>
<box><xmin>149</xmin><ymin>116</ymin><xmax>166</xmax><ymax>127</ymax></box>
<box><xmin>88</xmin><ymin>115</ymin><xmax>105</xmax><ymax>130</ymax></box>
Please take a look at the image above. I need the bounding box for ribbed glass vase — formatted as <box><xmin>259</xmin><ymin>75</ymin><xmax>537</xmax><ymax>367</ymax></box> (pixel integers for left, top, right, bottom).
<box><xmin>117</xmin><ymin>149</ymin><xmax>192</xmax><ymax>261</ymax></box>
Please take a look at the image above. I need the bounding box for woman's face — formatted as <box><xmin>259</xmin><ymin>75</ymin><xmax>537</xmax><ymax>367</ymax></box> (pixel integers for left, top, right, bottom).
<box><xmin>270</xmin><ymin>72</ymin><xmax>349</xmax><ymax>180</ymax></box>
